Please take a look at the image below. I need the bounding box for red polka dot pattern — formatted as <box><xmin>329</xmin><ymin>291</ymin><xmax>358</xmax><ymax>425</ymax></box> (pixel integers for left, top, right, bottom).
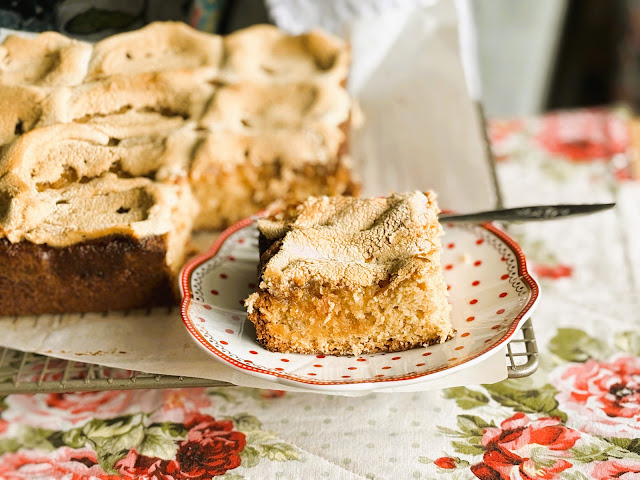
<box><xmin>183</xmin><ymin>219</ymin><xmax>539</xmax><ymax>388</ymax></box>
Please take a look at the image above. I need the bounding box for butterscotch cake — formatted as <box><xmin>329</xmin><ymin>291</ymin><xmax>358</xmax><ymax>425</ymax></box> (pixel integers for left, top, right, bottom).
<box><xmin>245</xmin><ymin>192</ymin><xmax>454</xmax><ymax>356</ymax></box>
<box><xmin>0</xmin><ymin>22</ymin><xmax>357</xmax><ymax>315</ymax></box>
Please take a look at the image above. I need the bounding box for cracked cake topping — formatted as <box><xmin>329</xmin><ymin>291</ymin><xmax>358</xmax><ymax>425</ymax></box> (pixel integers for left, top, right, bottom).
<box><xmin>257</xmin><ymin>191</ymin><xmax>443</xmax><ymax>290</ymax></box>
<box><xmin>0</xmin><ymin>22</ymin><xmax>351</xmax><ymax>246</ymax></box>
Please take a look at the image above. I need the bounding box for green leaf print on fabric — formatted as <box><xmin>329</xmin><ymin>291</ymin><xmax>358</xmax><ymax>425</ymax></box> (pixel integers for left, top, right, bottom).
<box><xmin>483</xmin><ymin>380</ymin><xmax>567</xmax><ymax>421</ymax></box>
<box><xmin>570</xmin><ymin>436</ymin><xmax>640</xmax><ymax>463</ymax></box>
<box><xmin>138</xmin><ymin>425</ymin><xmax>186</xmax><ymax>459</ymax></box>
<box><xmin>226</xmin><ymin>413</ymin><xmax>303</xmax><ymax>467</ymax></box>
<box><xmin>81</xmin><ymin>415</ymin><xmax>145</xmax><ymax>473</ymax></box>
<box><xmin>438</xmin><ymin>415</ymin><xmax>495</xmax><ymax>457</ymax></box>
<box><xmin>0</xmin><ymin>426</ymin><xmax>55</xmax><ymax>454</ymax></box>
<box><xmin>560</xmin><ymin>471</ymin><xmax>591</xmax><ymax>480</ymax></box>
<box><xmin>61</xmin><ymin>414</ymin><xmax>185</xmax><ymax>474</ymax></box>
<box><xmin>457</xmin><ymin>415</ymin><xmax>493</xmax><ymax>436</ymax></box>
<box><xmin>450</xmin><ymin>440</ymin><xmax>484</xmax><ymax>456</ymax></box>
<box><xmin>217</xmin><ymin>473</ymin><xmax>246</xmax><ymax>480</ymax></box>
<box><xmin>255</xmin><ymin>443</ymin><xmax>302</xmax><ymax>461</ymax></box>
<box><xmin>60</xmin><ymin>428</ymin><xmax>87</xmax><ymax>449</ymax></box>
<box><xmin>240</xmin><ymin>445</ymin><xmax>261</xmax><ymax>468</ymax></box>
<box><xmin>443</xmin><ymin>387</ymin><xmax>490</xmax><ymax>410</ymax></box>
<box><xmin>607</xmin><ymin>437</ymin><xmax>640</xmax><ymax>457</ymax></box>
<box><xmin>614</xmin><ymin>331</ymin><xmax>640</xmax><ymax>356</ymax></box>
<box><xmin>548</xmin><ymin>328</ymin><xmax>611</xmax><ymax>362</ymax></box>
<box><xmin>230</xmin><ymin>413</ymin><xmax>264</xmax><ymax>431</ymax></box>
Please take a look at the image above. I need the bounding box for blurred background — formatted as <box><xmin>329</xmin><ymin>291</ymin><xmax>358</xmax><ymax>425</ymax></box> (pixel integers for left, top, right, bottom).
<box><xmin>0</xmin><ymin>0</ymin><xmax>635</xmax><ymax>117</ymax></box>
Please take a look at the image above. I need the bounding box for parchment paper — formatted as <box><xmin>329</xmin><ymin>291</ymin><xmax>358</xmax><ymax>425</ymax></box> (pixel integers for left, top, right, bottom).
<box><xmin>0</xmin><ymin>1</ymin><xmax>507</xmax><ymax>394</ymax></box>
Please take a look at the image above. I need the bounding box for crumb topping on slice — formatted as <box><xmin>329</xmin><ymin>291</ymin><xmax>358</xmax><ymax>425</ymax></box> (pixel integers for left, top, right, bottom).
<box><xmin>257</xmin><ymin>191</ymin><xmax>442</xmax><ymax>290</ymax></box>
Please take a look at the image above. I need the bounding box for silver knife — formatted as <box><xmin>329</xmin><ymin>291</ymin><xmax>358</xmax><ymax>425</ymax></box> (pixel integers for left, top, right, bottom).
<box><xmin>440</xmin><ymin>203</ymin><xmax>616</xmax><ymax>223</ymax></box>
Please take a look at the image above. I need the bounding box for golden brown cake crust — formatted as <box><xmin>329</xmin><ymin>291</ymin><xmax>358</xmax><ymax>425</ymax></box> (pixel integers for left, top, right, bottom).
<box><xmin>0</xmin><ymin>32</ymin><xmax>91</xmax><ymax>87</ymax></box>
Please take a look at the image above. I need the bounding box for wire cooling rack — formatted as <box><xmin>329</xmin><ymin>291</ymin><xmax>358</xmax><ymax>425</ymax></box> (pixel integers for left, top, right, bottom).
<box><xmin>0</xmin><ymin>105</ymin><xmax>538</xmax><ymax>395</ymax></box>
<box><xmin>0</xmin><ymin>319</ymin><xmax>537</xmax><ymax>394</ymax></box>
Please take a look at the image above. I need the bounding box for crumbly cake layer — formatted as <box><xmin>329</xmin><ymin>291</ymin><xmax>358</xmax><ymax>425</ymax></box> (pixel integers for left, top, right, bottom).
<box><xmin>190</xmin><ymin>120</ymin><xmax>355</xmax><ymax>229</ymax></box>
<box><xmin>248</xmin><ymin>261</ymin><xmax>453</xmax><ymax>355</ymax></box>
<box><xmin>245</xmin><ymin>192</ymin><xmax>453</xmax><ymax>355</ymax></box>
<box><xmin>191</xmin><ymin>156</ymin><xmax>358</xmax><ymax>230</ymax></box>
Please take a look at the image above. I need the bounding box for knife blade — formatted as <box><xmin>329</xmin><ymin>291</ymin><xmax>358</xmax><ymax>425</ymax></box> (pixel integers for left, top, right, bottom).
<box><xmin>440</xmin><ymin>203</ymin><xmax>616</xmax><ymax>223</ymax></box>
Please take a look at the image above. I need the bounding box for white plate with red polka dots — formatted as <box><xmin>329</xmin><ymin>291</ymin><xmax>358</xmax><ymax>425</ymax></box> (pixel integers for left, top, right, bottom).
<box><xmin>180</xmin><ymin>216</ymin><xmax>540</xmax><ymax>392</ymax></box>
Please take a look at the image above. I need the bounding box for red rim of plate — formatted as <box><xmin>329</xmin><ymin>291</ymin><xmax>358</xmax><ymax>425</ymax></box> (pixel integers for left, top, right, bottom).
<box><xmin>180</xmin><ymin>214</ymin><xmax>540</xmax><ymax>387</ymax></box>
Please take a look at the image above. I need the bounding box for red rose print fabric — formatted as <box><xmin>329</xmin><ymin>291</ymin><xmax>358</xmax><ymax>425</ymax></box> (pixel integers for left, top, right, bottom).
<box><xmin>535</xmin><ymin>110</ymin><xmax>628</xmax><ymax>161</ymax></box>
<box><xmin>0</xmin><ymin>109</ymin><xmax>637</xmax><ymax>479</ymax></box>
<box><xmin>551</xmin><ymin>356</ymin><xmax>640</xmax><ymax>438</ymax></box>
<box><xmin>470</xmin><ymin>413</ymin><xmax>581</xmax><ymax>480</ymax></box>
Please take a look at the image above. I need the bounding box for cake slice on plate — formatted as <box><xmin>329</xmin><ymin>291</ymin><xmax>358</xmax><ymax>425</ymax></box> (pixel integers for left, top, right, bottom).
<box><xmin>245</xmin><ymin>191</ymin><xmax>454</xmax><ymax>356</ymax></box>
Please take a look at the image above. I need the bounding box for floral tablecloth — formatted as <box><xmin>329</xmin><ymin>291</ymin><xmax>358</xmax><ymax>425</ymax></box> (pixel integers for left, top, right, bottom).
<box><xmin>1</xmin><ymin>109</ymin><xmax>640</xmax><ymax>479</ymax></box>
